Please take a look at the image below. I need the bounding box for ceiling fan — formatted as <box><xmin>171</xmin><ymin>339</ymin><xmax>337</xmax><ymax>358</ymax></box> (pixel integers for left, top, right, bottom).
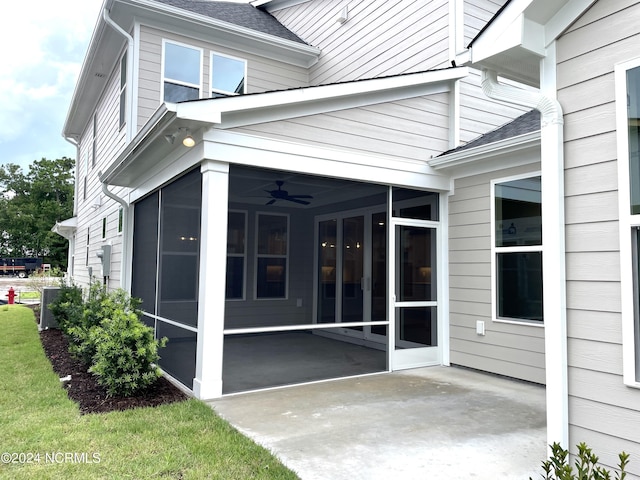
<box><xmin>264</xmin><ymin>180</ymin><xmax>313</xmax><ymax>205</ymax></box>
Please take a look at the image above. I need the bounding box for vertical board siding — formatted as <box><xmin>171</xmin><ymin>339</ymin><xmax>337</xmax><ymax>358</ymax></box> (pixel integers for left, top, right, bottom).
<box><xmin>448</xmin><ymin>163</ymin><xmax>545</xmax><ymax>384</ymax></box>
<box><xmin>557</xmin><ymin>0</ymin><xmax>640</xmax><ymax>462</ymax></box>
<box><xmin>233</xmin><ymin>94</ymin><xmax>451</xmax><ymax>162</ymax></box>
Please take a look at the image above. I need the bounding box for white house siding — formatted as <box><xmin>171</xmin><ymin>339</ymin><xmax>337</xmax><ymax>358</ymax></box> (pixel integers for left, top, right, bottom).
<box><xmin>463</xmin><ymin>0</ymin><xmax>507</xmax><ymax>46</ymax></box>
<box><xmin>557</xmin><ymin>0</ymin><xmax>640</xmax><ymax>474</ymax></box>
<box><xmin>74</xmin><ymin>50</ymin><xmax>128</xmax><ymax>290</ymax></box>
<box><xmin>448</xmin><ymin>163</ymin><xmax>546</xmax><ymax>384</ymax></box>
<box><xmin>272</xmin><ymin>0</ymin><xmax>451</xmax><ymax>84</ymax></box>
<box><xmin>137</xmin><ymin>25</ymin><xmax>310</xmax><ymax>130</ymax></box>
<box><xmin>266</xmin><ymin>1</ymin><xmax>525</xmax><ymax>151</ymax></box>
<box><xmin>232</xmin><ymin>94</ymin><xmax>451</xmax><ymax>162</ymax></box>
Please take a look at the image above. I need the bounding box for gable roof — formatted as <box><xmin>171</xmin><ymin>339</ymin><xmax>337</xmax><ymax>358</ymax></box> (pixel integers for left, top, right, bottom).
<box><xmin>154</xmin><ymin>0</ymin><xmax>306</xmax><ymax>44</ymax></box>
<box><xmin>439</xmin><ymin>109</ymin><xmax>540</xmax><ymax>156</ymax></box>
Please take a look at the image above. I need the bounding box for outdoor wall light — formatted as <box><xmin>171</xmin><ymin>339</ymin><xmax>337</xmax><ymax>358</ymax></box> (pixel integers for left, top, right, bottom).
<box><xmin>182</xmin><ymin>129</ymin><xmax>195</xmax><ymax>148</ymax></box>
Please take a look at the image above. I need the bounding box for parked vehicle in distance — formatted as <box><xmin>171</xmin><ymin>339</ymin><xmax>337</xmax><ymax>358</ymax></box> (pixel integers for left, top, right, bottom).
<box><xmin>0</xmin><ymin>258</ymin><xmax>43</xmax><ymax>278</ymax></box>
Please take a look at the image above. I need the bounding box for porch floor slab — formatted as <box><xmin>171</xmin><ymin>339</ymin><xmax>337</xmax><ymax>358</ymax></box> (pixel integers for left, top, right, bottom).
<box><xmin>208</xmin><ymin>365</ymin><xmax>547</xmax><ymax>479</ymax></box>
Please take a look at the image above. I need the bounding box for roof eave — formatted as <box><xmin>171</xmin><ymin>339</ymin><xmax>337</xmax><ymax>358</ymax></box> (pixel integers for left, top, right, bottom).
<box><xmin>429</xmin><ymin>130</ymin><xmax>540</xmax><ymax>171</ymax></box>
<box><xmin>63</xmin><ymin>0</ymin><xmax>320</xmax><ymax>139</ymax></box>
<box><xmin>466</xmin><ymin>0</ymin><xmax>597</xmax><ymax>86</ymax></box>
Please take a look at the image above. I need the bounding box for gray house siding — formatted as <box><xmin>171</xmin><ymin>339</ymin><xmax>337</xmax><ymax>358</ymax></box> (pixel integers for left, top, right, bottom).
<box><xmin>232</xmin><ymin>94</ymin><xmax>451</xmax><ymax>162</ymax></box>
<box><xmin>137</xmin><ymin>25</ymin><xmax>311</xmax><ymax>130</ymax></box>
<box><xmin>448</xmin><ymin>163</ymin><xmax>546</xmax><ymax>385</ymax></box>
<box><xmin>558</xmin><ymin>0</ymin><xmax>640</xmax><ymax>474</ymax></box>
<box><xmin>224</xmin><ymin>208</ymin><xmax>314</xmax><ymax>329</ymax></box>
<box><xmin>74</xmin><ymin>51</ymin><xmax>128</xmax><ymax>290</ymax></box>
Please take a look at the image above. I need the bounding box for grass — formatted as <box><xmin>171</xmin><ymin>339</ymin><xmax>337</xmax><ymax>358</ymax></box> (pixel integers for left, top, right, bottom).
<box><xmin>15</xmin><ymin>291</ymin><xmax>40</xmax><ymax>300</ymax></box>
<box><xmin>0</xmin><ymin>305</ymin><xmax>299</xmax><ymax>480</ymax></box>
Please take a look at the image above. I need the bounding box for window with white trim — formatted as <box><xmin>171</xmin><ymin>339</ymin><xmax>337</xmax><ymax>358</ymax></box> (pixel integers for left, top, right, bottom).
<box><xmin>211</xmin><ymin>52</ymin><xmax>246</xmax><ymax>97</ymax></box>
<box><xmin>118</xmin><ymin>207</ymin><xmax>123</xmax><ymax>234</ymax></box>
<box><xmin>226</xmin><ymin>211</ymin><xmax>246</xmax><ymax>300</ymax></box>
<box><xmin>119</xmin><ymin>52</ymin><xmax>127</xmax><ymax>129</ymax></box>
<box><xmin>162</xmin><ymin>40</ymin><xmax>202</xmax><ymax>102</ymax></box>
<box><xmin>616</xmin><ymin>57</ymin><xmax>640</xmax><ymax>385</ymax></box>
<box><xmin>492</xmin><ymin>174</ymin><xmax>543</xmax><ymax>323</ymax></box>
<box><xmin>256</xmin><ymin>213</ymin><xmax>288</xmax><ymax>299</ymax></box>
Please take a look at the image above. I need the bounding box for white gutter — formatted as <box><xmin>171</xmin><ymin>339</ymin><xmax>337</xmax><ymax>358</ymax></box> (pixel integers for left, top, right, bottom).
<box><xmin>103</xmin><ymin>8</ymin><xmax>134</xmax><ymax>142</ymax></box>
<box><xmin>99</xmin><ymin>171</ymin><xmax>130</xmax><ymax>290</ymax></box>
<box><xmin>481</xmin><ymin>64</ymin><xmax>569</xmax><ymax>450</ymax></box>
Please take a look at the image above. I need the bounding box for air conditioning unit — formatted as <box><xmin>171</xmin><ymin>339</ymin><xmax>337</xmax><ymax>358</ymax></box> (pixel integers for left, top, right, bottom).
<box><xmin>39</xmin><ymin>287</ymin><xmax>61</xmax><ymax>330</ymax></box>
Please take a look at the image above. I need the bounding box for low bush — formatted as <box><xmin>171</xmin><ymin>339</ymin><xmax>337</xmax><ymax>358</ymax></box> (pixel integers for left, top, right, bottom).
<box><xmin>49</xmin><ymin>280</ymin><xmax>167</xmax><ymax>397</ymax></box>
<box><xmin>88</xmin><ymin>305</ymin><xmax>166</xmax><ymax>396</ymax></box>
<box><xmin>533</xmin><ymin>442</ymin><xmax>629</xmax><ymax>480</ymax></box>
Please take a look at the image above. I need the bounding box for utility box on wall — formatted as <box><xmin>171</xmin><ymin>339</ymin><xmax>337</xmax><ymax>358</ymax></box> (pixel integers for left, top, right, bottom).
<box><xmin>96</xmin><ymin>244</ymin><xmax>112</xmax><ymax>277</ymax></box>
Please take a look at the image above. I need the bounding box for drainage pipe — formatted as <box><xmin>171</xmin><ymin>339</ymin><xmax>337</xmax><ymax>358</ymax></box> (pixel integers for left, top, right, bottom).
<box><xmin>481</xmin><ymin>67</ymin><xmax>569</xmax><ymax>449</ymax></box>
<box><xmin>103</xmin><ymin>8</ymin><xmax>134</xmax><ymax>142</ymax></box>
<box><xmin>99</xmin><ymin>171</ymin><xmax>130</xmax><ymax>290</ymax></box>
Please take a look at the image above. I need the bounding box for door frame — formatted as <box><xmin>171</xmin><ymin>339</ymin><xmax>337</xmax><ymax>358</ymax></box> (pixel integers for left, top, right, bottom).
<box><xmin>389</xmin><ymin>217</ymin><xmax>442</xmax><ymax>370</ymax></box>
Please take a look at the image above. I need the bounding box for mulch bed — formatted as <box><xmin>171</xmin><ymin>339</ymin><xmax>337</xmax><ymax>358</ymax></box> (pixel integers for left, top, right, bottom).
<box><xmin>39</xmin><ymin>328</ymin><xmax>187</xmax><ymax>414</ymax></box>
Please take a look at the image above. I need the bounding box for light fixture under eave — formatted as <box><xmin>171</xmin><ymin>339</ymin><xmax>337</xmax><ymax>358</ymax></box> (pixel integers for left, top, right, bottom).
<box><xmin>182</xmin><ymin>129</ymin><xmax>195</xmax><ymax>148</ymax></box>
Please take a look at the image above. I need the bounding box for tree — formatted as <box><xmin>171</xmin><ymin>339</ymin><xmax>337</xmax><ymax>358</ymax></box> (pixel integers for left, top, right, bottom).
<box><xmin>0</xmin><ymin>157</ymin><xmax>74</xmax><ymax>267</ymax></box>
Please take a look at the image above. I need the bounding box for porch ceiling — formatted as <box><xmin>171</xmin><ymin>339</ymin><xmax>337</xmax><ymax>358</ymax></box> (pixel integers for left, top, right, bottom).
<box><xmin>228</xmin><ymin>166</ymin><xmax>386</xmax><ymax>209</ymax></box>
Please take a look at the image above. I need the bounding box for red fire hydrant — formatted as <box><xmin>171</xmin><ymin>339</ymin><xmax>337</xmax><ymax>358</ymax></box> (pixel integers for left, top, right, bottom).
<box><xmin>7</xmin><ymin>287</ymin><xmax>15</xmax><ymax>305</ymax></box>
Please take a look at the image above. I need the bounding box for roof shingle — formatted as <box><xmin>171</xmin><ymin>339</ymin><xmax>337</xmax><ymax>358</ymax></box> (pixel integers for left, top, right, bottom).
<box><xmin>154</xmin><ymin>0</ymin><xmax>307</xmax><ymax>44</ymax></box>
<box><xmin>438</xmin><ymin>109</ymin><xmax>540</xmax><ymax>156</ymax></box>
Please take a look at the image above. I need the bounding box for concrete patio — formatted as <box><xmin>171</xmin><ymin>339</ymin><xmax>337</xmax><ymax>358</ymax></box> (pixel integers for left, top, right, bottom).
<box><xmin>208</xmin><ymin>365</ymin><xmax>547</xmax><ymax>480</ymax></box>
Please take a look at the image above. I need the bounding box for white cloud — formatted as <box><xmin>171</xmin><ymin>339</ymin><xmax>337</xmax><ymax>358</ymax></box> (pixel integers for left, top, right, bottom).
<box><xmin>0</xmin><ymin>0</ymin><xmax>102</xmax><ymax>167</ymax></box>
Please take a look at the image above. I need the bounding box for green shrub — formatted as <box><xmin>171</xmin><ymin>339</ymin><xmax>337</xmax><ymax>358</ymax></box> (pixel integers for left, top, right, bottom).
<box><xmin>532</xmin><ymin>442</ymin><xmax>629</xmax><ymax>480</ymax></box>
<box><xmin>88</xmin><ymin>304</ymin><xmax>167</xmax><ymax>397</ymax></box>
<box><xmin>48</xmin><ymin>281</ymin><xmax>83</xmax><ymax>337</ymax></box>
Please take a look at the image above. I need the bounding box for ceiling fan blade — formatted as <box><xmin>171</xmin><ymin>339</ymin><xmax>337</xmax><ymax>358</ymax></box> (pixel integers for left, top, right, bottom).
<box><xmin>285</xmin><ymin>197</ymin><xmax>311</xmax><ymax>205</ymax></box>
<box><xmin>266</xmin><ymin>199</ymin><xmax>276</xmax><ymax>205</ymax></box>
<box><xmin>286</xmin><ymin>194</ymin><xmax>313</xmax><ymax>199</ymax></box>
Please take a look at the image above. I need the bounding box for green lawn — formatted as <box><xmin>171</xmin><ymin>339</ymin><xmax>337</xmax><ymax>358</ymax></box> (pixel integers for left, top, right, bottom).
<box><xmin>0</xmin><ymin>305</ymin><xmax>299</xmax><ymax>480</ymax></box>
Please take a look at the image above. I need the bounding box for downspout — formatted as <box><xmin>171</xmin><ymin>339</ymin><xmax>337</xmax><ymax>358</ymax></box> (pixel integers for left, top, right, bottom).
<box><xmin>102</xmin><ymin>9</ymin><xmax>134</xmax><ymax>290</ymax></box>
<box><xmin>98</xmin><ymin>171</ymin><xmax>129</xmax><ymax>290</ymax></box>
<box><xmin>481</xmin><ymin>67</ymin><xmax>569</xmax><ymax>450</ymax></box>
<box><xmin>63</xmin><ymin>135</ymin><xmax>80</xmax><ymax>280</ymax></box>
<box><xmin>103</xmin><ymin>8</ymin><xmax>134</xmax><ymax>142</ymax></box>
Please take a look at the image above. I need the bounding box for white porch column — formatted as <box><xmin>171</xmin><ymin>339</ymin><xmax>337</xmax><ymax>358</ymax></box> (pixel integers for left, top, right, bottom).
<box><xmin>193</xmin><ymin>160</ymin><xmax>229</xmax><ymax>399</ymax></box>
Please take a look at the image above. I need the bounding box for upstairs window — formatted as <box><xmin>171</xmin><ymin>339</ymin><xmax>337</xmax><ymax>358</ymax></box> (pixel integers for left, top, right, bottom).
<box><xmin>162</xmin><ymin>41</ymin><xmax>202</xmax><ymax>102</ymax></box>
<box><xmin>211</xmin><ymin>52</ymin><xmax>246</xmax><ymax>97</ymax></box>
<box><xmin>492</xmin><ymin>175</ymin><xmax>543</xmax><ymax>323</ymax></box>
<box><xmin>119</xmin><ymin>52</ymin><xmax>127</xmax><ymax>129</ymax></box>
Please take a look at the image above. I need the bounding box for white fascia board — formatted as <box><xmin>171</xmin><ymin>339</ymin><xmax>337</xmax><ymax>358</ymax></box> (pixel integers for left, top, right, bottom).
<box><xmin>429</xmin><ymin>130</ymin><xmax>540</xmax><ymax>173</ymax></box>
<box><xmin>544</xmin><ymin>0</ymin><xmax>598</xmax><ymax>46</ymax></box>
<box><xmin>253</xmin><ymin>0</ymin><xmax>311</xmax><ymax>12</ymax></box>
<box><xmin>471</xmin><ymin>14</ymin><xmax>526</xmax><ymax>64</ymax></box>
<box><xmin>175</xmin><ymin>68</ymin><xmax>468</xmax><ymax>126</ymax></box>
<box><xmin>203</xmin><ymin>129</ymin><xmax>452</xmax><ymax>192</ymax></box>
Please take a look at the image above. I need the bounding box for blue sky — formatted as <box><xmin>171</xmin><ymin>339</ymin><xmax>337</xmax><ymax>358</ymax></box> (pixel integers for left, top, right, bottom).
<box><xmin>0</xmin><ymin>0</ymin><xmax>103</xmax><ymax>171</ymax></box>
